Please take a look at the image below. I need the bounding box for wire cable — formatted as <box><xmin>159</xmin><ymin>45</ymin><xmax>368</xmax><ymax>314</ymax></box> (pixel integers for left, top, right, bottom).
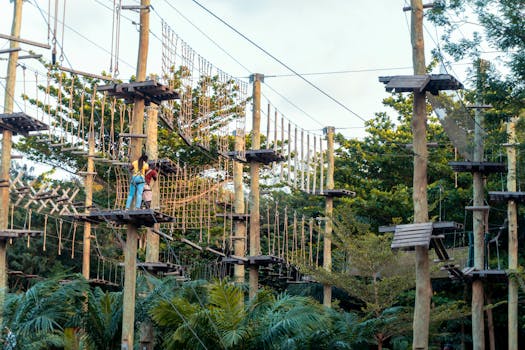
<box><xmin>188</xmin><ymin>0</ymin><xmax>366</xmax><ymax>123</ymax></box>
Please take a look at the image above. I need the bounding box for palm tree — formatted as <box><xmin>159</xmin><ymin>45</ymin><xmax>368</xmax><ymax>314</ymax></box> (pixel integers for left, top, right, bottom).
<box><xmin>3</xmin><ymin>275</ymin><xmax>89</xmax><ymax>349</ymax></box>
<box><xmin>150</xmin><ymin>279</ymin><xmax>367</xmax><ymax>349</ymax></box>
<box><xmin>82</xmin><ymin>287</ymin><xmax>123</xmax><ymax>350</ymax></box>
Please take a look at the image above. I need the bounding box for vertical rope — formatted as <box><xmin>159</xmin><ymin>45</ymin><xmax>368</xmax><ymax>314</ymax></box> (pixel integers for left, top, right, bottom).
<box><xmin>294</xmin><ymin>126</ymin><xmax>298</xmax><ymax>187</ymax></box>
<box><xmin>287</xmin><ymin>122</ymin><xmax>291</xmax><ymax>184</ymax></box>
<box><xmin>27</xmin><ymin>209</ymin><xmax>32</xmax><ymax>248</ymax></box>
<box><xmin>284</xmin><ymin>207</ymin><xmax>288</xmax><ymax>262</ymax></box>
<box><xmin>71</xmin><ymin>222</ymin><xmax>77</xmax><ymax>258</ymax></box>
<box><xmin>316</xmin><ymin>220</ymin><xmax>321</xmax><ymax>266</ymax></box>
<box><xmin>292</xmin><ymin>211</ymin><xmax>297</xmax><ymax>264</ymax></box>
<box><xmin>320</xmin><ymin>136</ymin><xmax>324</xmax><ymax>194</ymax></box>
<box><xmin>273</xmin><ymin>202</ymin><xmax>278</xmax><ymax>256</ymax></box>
<box><xmin>300</xmin><ymin>129</ymin><xmax>305</xmax><ymax>190</ymax></box>
<box><xmin>10</xmin><ymin>204</ymin><xmax>14</xmax><ymax>230</ymax></box>
<box><xmin>313</xmin><ymin>137</ymin><xmax>317</xmax><ymax>194</ymax></box>
<box><xmin>43</xmin><ymin>214</ymin><xmax>48</xmax><ymax>252</ymax></box>
<box><xmin>58</xmin><ymin>219</ymin><xmax>63</xmax><ymax>255</ymax></box>
<box><xmin>301</xmin><ymin>215</ymin><xmax>305</xmax><ymax>264</ymax></box>
<box><xmin>266</xmin><ymin>103</ymin><xmax>270</xmax><ymax>149</ymax></box>
<box><xmin>267</xmin><ymin>206</ymin><xmax>271</xmax><ymax>255</ymax></box>
<box><xmin>306</xmin><ymin>133</ymin><xmax>311</xmax><ymax>193</ymax></box>
<box><xmin>309</xmin><ymin>218</ymin><xmax>313</xmax><ymax>265</ymax></box>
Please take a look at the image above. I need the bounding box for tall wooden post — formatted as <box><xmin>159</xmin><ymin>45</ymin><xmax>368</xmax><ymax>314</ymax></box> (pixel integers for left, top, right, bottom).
<box><xmin>145</xmin><ymin>106</ymin><xmax>159</xmax><ymax>262</ymax></box>
<box><xmin>249</xmin><ymin>73</ymin><xmax>263</xmax><ymax>299</ymax></box>
<box><xmin>507</xmin><ymin>116</ymin><xmax>518</xmax><ymax>350</ymax></box>
<box><xmin>0</xmin><ymin>0</ymin><xmax>23</xmax><ymax>324</ymax></box>
<box><xmin>410</xmin><ymin>1</ymin><xmax>431</xmax><ymax>348</ymax></box>
<box><xmin>472</xmin><ymin>59</ymin><xmax>488</xmax><ymax>350</ymax></box>
<box><xmin>122</xmin><ymin>1</ymin><xmax>150</xmax><ymax>348</ymax></box>
<box><xmin>82</xmin><ymin>130</ymin><xmax>95</xmax><ymax>279</ymax></box>
<box><xmin>323</xmin><ymin>126</ymin><xmax>335</xmax><ymax>307</ymax></box>
<box><xmin>140</xmin><ymin>106</ymin><xmax>159</xmax><ymax>350</ymax></box>
<box><xmin>233</xmin><ymin>132</ymin><xmax>246</xmax><ymax>284</ymax></box>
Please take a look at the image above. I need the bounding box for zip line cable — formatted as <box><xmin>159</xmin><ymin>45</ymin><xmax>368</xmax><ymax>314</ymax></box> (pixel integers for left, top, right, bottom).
<box><xmin>188</xmin><ymin>0</ymin><xmax>367</xmax><ymax>123</ymax></box>
<box><xmin>155</xmin><ymin>1</ymin><xmax>253</xmax><ymax>75</ymax></box>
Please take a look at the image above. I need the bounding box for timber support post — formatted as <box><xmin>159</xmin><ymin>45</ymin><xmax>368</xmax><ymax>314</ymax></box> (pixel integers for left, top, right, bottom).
<box><xmin>472</xmin><ymin>59</ymin><xmax>489</xmax><ymax>350</ymax></box>
<box><xmin>145</xmin><ymin>105</ymin><xmax>159</xmax><ymax>263</ymax></box>
<box><xmin>233</xmin><ymin>132</ymin><xmax>246</xmax><ymax>284</ymax></box>
<box><xmin>323</xmin><ymin>126</ymin><xmax>335</xmax><ymax>307</ymax></box>
<box><xmin>122</xmin><ymin>1</ymin><xmax>150</xmax><ymax>348</ymax></box>
<box><xmin>0</xmin><ymin>0</ymin><xmax>23</xmax><ymax>324</ymax></box>
<box><xmin>410</xmin><ymin>1</ymin><xmax>431</xmax><ymax>348</ymax></box>
<box><xmin>249</xmin><ymin>73</ymin><xmax>263</xmax><ymax>299</ymax></box>
<box><xmin>507</xmin><ymin>116</ymin><xmax>518</xmax><ymax>350</ymax></box>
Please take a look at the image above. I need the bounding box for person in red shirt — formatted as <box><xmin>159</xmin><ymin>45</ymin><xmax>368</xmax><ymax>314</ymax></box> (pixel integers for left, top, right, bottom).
<box><xmin>142</xmin><ymin>162</ymin><xmax>158</xmax><ymax>209</ymax></box>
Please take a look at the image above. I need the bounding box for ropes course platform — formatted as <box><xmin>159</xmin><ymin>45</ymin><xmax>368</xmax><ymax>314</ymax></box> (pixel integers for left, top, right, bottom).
<box><xmin>223</xmin><ymin>254</ymin><xmax>286</xmax><ymax>266</ymax></box>
<box><xmin>0</xmin><ymin>229</ymin><xmax>43</xmax><ymax>239</ymax></box>
<box><xmin>215</xmin><ymin>213</ymin><xmax>250</xmax><ymax>221</ymax></box>
<box><xmin>227</xmin><ymin>149</ymin><xmax>284</xmax><ymax>165</ymax></box>
<box><xmin>0</xmin><ymin>112</ymin><xmax>48</xmax><ymax>136</ymax></box>
<box><xmin>314</xmin><ymin>189</ymin><xmax>356</xmax><ymax>198</ymax></box>
<box><xmin>380</xmin><ymin>221</ymin><xmax>462</xmax><ymax>233</ymax></box>
<box><xmin>88</xmin><ymin>279</ymin><xmax>120</xmax><ymax>290</ymax></box>
<box><xmin>449</xmin><ymin>161</ymin><xmax>506</xmax><ymax>174</ymax></box>
<box><xmin>97</xmin><ymin>80</ymin><xmax>179</xmax><ymax>105</ymax></box>
<box><xmin>378</xmin><ymin>74</ymin><xmax>463</xmax><ymax>95</ymax></box>
<box><xmin>66</xmin><ymin>209</ymin><xmax>175</xmax><ymax>227</ymax></box>
<box><xmin>120</xmin><ymin>261</ymin><xmax>184</xmax><ymax>275</ymax></box>
<box><xmin>488</xmin><ymin>191</ymin><xmax>525</xmax><ymax>203</ymax></box>
<box><xmin>384</xmin><ymin>221</ymin><xmax>463</xmax><ymax>250</ymax></box>
<box><xmin>439</xmin><ymin>266</ymin><xmax>508</xmax><ymax>282</ymax></box>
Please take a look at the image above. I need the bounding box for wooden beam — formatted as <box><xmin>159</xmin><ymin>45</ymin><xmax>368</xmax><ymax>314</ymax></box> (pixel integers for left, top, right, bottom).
<box><xmin>0</xmin><ymin>33</ymin><xmax>51</xmax><ymax>49</ymax></box>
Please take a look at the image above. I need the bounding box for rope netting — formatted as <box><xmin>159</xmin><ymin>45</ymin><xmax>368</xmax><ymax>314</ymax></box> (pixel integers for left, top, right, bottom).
<box><xmin>113</xmin><ymin>158</ymin><xmax>234</xmax><ymax>234</ymax></box>
<box><xmin>160</xmin><ymin>20</ymin><xmax>248</xmax><ymax>158</ymax></box>
<box><xmin>261</xmin><ymin>204</ymin><xmax>324</xmax><ymax>268</ymax></box>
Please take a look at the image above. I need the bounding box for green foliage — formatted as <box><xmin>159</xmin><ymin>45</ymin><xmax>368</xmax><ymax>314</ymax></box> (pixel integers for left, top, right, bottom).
<box><xmin>149</xmin><ymin>279</ymin><xmax>367</xmax><ymax>349</ymax></box>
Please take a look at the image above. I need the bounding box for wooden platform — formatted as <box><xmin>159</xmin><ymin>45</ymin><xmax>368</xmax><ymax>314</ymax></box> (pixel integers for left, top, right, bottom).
<box><xmin>378</xmin><ymin>74</ymin><xmax>463</xmax><ymax>95</ymax></box>
<box><xmin>0</xmin><ymin>112</ymin><xmax>48</xmax><ymax>136</ymax></box>
<box><xmin>97</xmin><ymin>80</ymin><xmax>179</xmax><ymax>105</ymax></box>
<box><xmin>119</xmin><ymin>261</ymin><xmax>183</xmax><ymax>274</ymax></box>
<box><xmin>215</xmin><ymin>213</ymin><xmax>250</xmax><ymax>221</ymax></box>
<box><xmin>449</xmin><ymin>161</ymin><xmax>506</xmax><ymax>174</ymax></box>
<box><xmin>391</xmin><ymin>223</ymin><xmax>434</xmax><ymax>249</ymax></box>
<box><xmin>226</xmin><ymin>149</ymin><xmax>285</xmax><ymax>165</ymax></box>
<box><xmin>380</xmin><ymin>221</ymin><xmax>462</xmax><ymax>233</ymax></box>
<box><xmin>314</xmin><ymin>189</ymin><xmax>356</xmax><ymax>198</ymax></box>
<box><xmin>488</xmin><ymin>191</ymin><xmax>525</xmax><ymax>204</ymax></box>
<box><xmin>467</xmin><ymin>269</ymin><xmax>507</xmax><ymax>281</ymax></box>
<box><xmin>88</xmin><ymin>278</ymin><xmax>120</xmax><ymax>289</ymax></box>
<box><xmin>0</xmin><ymin>229</ymin><xmax>43</xmax><ymax>239</ymax></box>
<box><xmin>66</xmin><ymin>209</ymin><xmax>175</xmax><ymax>227</ymax></box>
<box><xmin>223</xmin><ymin>254</ymin><xmax>285</xmax><ymax>266</ymax></box>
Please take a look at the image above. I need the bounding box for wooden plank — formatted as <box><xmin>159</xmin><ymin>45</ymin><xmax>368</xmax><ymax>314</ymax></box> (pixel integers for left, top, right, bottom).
<box><xmin>180</xmin><ymin>238</ymin><xmax>202</xmax><ymax>251</ymax></box>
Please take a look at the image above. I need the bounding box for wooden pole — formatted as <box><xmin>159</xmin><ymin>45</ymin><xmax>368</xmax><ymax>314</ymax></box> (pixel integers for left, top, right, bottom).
<box><xmin>472</xmin><ymin>59</ymin><xmax>488</xmax><ymax>350</ymax></box>
<box><xmin>82</xmin><ymin>128</ymin><xmax>95</xmax><ymax>279</ymax></box>
<box><xmin>145</xmin><ymin>106</ymin><xmax>159</xmax><ymax>262</ymax></box>
<box><xmin>249</xmin><ymin>73</ymin><xmax>263</xmax><ymax>299</ymax></box>
<box><xmin>507</xmin><ymin>116</ymin><xmax>518</xmax><ymax>350</ymax></box>
<box><xmin>141</xmin><ymin>106</ymin><xmax>158</xmax><ymax>350</ymax></box>
<box><xmin>0</xmin><ymin>0</ymin><xmax>23</xmax><ymax>325</ymax></box>
<box><xmin>410</xmin><ymin>1</ymin><xmax>431</xmax><ymax>348</ymax></box>
<box><xmin>233</xmin><ymin>132</ymin><xmax>246</xmax><ymax>284</ymax></box>
<box><xmin>323</xmin><ymin>126</ymin><xmax>335</xmax><ymax>307</ymax></box>
<box><xmin>122</xmin><ymin>1</ymin><xmax>150</xmax><ymax>348</ymax></box>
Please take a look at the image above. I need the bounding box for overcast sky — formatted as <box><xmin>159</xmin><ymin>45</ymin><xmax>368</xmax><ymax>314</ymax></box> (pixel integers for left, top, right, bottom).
<box><xmin>1</xmin><ymin>0</ymin><xmax>491</xmax><ymax>146</ymax></box>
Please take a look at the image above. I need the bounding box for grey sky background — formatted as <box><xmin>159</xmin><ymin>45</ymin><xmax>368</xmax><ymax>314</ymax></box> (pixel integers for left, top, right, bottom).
<box><xmin>1</xmin><ymin>0</ymin><xmax>495</xmax><ymax>166</ymax></box>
